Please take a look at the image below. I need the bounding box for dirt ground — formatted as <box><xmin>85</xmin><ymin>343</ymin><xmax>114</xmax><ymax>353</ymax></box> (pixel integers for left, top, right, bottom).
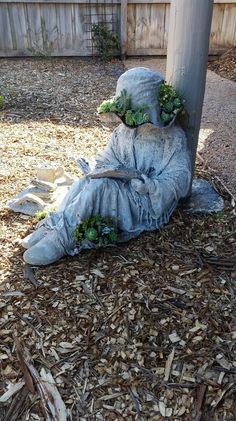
<box><xmin>0</xmin><ymin>58</ymin><xmax>236</xmax><ymax>420</ymax></box>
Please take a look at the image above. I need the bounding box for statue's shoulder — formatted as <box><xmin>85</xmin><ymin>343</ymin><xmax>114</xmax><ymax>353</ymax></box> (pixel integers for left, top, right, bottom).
<box><xmin>165</xmin><ymin>125</ymin><xmax>187</xmax><ymax>149</ymax></box>
<box><xmin>114</xmin><ymin>123</ymin><xmax>124</xmax><ymax>136</ymax></box>
<box><xmin>113</xmin><ymin>123</ymin><xmax>132</xmax><ymax>142</ymax></box>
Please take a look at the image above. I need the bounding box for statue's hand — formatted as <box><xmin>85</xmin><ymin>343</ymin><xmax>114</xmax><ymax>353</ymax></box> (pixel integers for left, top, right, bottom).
<box><xmin>131</xmin><ymin>175</ymin><xmax>149</xmax><ymax>194</ymax></box>
<box><xmin>131</xmin><ymin>174</ymin><xmax>156</xmax><ymax>195</ymax></box>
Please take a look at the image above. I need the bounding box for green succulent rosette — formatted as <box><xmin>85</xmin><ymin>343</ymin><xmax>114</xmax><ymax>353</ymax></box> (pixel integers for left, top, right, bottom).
<box><xmin>74</xmin><ymin>215</ymin><xmax>118</xmax><ymax>248</ymax></box>
<box><xmin>159</xmin><ymin>82</ymin><xmax>183</xmax><ymax>127</ymax></box>
<box><xmin>97</xmin><ymin>83</ymin><xmax>184</xmax><ymax>129</ymax></box>
<box><xmin>97</xmin><ymin>89</ymin><xmax>150</xmax><ymax>128</ymax></box>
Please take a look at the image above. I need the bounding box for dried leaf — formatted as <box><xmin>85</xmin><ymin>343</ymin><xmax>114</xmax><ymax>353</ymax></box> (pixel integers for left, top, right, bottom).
<box><xmin>0</xmin><ymin>381</ymin><xmax>25</xmax><ymax>402</ymax></box>
<box><xmin>90</xmin><ymin>268</ymin><xmax>105</xmax><ymax>278</ymax></box>
<box><xmin>16</xmin><ymin>340</ymin><xmax>67</xmax><ymax>420</ymax></box>
<box><xmin>159</xmin><ymin>400</ymin><xmax>166</xmax><ymax>417</ymax></box>
<box><xmin>164</xmin><ymin>348</ymin><xmax>175</xmax><ymax>381</ymax></box>
<box><xmin>16</xmin><ymin>340</ymin><xmax>35</xmax><ymax>394</ymax></box>
<box><xmin>40</xmin><ymin>368</ymin><xmax>68</xmax><ymax>421</ymax></box>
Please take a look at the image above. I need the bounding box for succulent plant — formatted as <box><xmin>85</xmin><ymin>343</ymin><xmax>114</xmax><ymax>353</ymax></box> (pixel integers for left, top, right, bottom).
<box><xmin>159</xmin><ymin>82</ymin><xmax>183</xmax><ymax>126</ymax></box>
<box><xmin>98</xmin><ymin>90</ymin><xmax>150</xmax><ymax>128</ymax></box>
<box><xmin>0</xmin><ymin>96</ymin><xmax>4</xmax><ymax>109</ymax></box>
<box><xmin>85</xmin><ymin>227</ymin><xmax>98</xmax><ymax>241</ymax></box>
<box><xmin>74</xmin><ymin>215</ymin><xmax>118</xmax><ymax>247</ymax></box>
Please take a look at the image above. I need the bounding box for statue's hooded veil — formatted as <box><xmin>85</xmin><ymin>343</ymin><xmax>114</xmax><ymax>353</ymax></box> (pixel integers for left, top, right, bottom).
<box><xmin>116</xmin><ymin>67</ymin><xmax>165</xmax><ymax>128</ymax></box>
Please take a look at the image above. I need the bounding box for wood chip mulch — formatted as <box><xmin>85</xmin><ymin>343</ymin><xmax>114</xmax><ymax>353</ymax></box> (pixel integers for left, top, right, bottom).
<box><xmin>208</xmin><ymin>48</ymin><xmax>236</xmax><ymax>82</ymax></box>
<box><xmin>0</xmin><ymin>58</ymin><xmax>236</xmax><ymax>420</ymax></box>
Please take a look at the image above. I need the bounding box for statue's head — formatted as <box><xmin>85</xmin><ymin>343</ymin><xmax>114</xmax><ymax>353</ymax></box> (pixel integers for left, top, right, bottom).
<box><xmin>98</xmin><ymin>67</ymin><xmax>183</xmax><ymax>129</ymax></box>
<box><xmin>116</xmin><ymin>67</ymin><xmax>164</xmax><ymax>127</ymax></box>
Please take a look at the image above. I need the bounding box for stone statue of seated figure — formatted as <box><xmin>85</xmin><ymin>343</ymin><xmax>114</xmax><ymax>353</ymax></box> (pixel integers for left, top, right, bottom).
<box><xmin>22</xmin><ymin>67</ymin><xmax>191</xmax><ymax>265</ymax></box>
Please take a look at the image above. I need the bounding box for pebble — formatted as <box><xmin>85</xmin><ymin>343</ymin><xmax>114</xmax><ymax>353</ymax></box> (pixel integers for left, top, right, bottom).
<box><xmin>169</xmin><ymin>332</ymin><xmax>181</xmax><ymax>343</ymax></box>
<box><xmin>171</xmin><ymin>265</ymin><xmax>179</xmax><ymax>272</ymax></box>
<box><xmin>205</xmin><ymin>246</ymin><xmax>214</xmax><ymax>252</ymax></box>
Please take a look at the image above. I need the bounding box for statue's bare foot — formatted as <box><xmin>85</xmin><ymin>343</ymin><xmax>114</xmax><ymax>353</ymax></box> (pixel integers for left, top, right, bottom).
<box><xmin>23</xmin><ymin>232</ymin><xmax>65</xmax><ymax>265</ymax></box>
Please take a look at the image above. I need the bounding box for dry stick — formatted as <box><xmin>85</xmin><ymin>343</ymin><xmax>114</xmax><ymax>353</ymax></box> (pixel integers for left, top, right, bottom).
<box><xmin>197</xmin><ymin>153</ymin><xmax>236</xmax><ymax>202</ymax></box>
<box><xmin>15</xmin><ymin>340</ymin><xmax>35</xmax><ymax>394</ymax></box>
<box><xmin>164</xmin><ymin>348</ymin><xmax>175</xmax><ymax>382</ymax></box>
<box><xmin>13</xmin><ymin>311</ymin><xmax>42</xmax><ymax>338</ymax></box>
<box><xmin>15</xmin><ymin>339</ymin><xmax>67</xmax><ymax>421</ymax></box>
<box><xmin>104</xmin><ymin>304</ymin><xmax>126</xmax><ymax>322</ymax></box>
<box><xmin>211</xmin><ymin>382</ymin><xmax>235</xmax><ymax>409</ymax></box>
<box><xmin>3</xmin><ymin>386</ymin><xmax>29</xmax><ymax>421</ymax></box>
<box><xmin>128</xmin><ymin>387</ymin><xmax>142</xmax><ymax>418</ymax></box>
<box><xmin>166</xmin><ymin>382</ymin><xmax>197</xmax><ymax>389</ymax></box>
<box><xmin>194</xmin><ymin>383</ymin><xmax>208</xmax><ymax>421</ymax></box>
<box><xmin>23</xmin><ymin>264</ymin><xmax>41</xmax><ymax>287</ymax></box>
<box><xmin>213</xmin><ymin>175</ymin><xmax>236</xmax><ymax>202</ymax></box>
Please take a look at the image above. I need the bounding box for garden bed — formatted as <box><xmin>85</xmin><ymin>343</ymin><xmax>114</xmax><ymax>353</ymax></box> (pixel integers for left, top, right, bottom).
<box><xmin>0</xmin><ymin>58</ymin><xmax>235</xmax><ymax>420</ymax></box>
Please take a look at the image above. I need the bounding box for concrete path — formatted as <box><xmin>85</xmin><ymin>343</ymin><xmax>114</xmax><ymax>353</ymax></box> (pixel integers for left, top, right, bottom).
<box><xmin>124</xmin><ymin>58</ymin><xmax>236</xmax><ymax>196</ymax></box>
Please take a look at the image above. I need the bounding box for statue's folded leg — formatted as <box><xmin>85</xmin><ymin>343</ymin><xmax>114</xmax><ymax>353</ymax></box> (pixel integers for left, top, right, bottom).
<box><xmin>22</xmin><ymin>178</ymin><xmax>128</xmax><ymax>265</ymax></box>
<box><xmin>21</xmin><ymin>225</ymin><xmax>48</xmax><ymax>249</ymax></box>
<box><xmin>23</xmin><ymin>230</ymin><xmax>66</xmax><ymax>265</ymax></box>
<box><xmin>22</xmin><ymin>176</ymin><xmax>143</xmax><ymax>265</ymax></box>
<box><xmin>21</xmin><ymin>178</ymin><xmax>88</xmax><ymax>251</ymax></box>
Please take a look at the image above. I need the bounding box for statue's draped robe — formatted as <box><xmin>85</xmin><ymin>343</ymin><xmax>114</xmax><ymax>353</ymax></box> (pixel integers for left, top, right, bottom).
<box><xmin>42</xmin><ymin>124</ymin><xmax>191</xmax><ymax>255</ymax></box>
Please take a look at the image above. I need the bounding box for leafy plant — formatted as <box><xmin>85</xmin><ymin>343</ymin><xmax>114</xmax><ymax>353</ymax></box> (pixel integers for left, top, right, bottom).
<box><xmin>0</xmin><ymin>96</ymin><xmax>4</xmax><ymax>109</ymax></box>
<box><xmin>215</xmin><ymin>211</ymin><xmax>224</xmax><ymax>220</ymax></box>
<box><xmin>91</xmin><ymin>23</ymin><xmax>120</xmax><ymax>61</ymax></box>
<box><xmin>98</xmin><ymin>89</ymin><xmax>130</xmax><ymax>115</ymax></box>
<box><xmin>98</xmin><ymin>89</ymin><xmax>149</xmax><ymax>127</ymax></box>
<box><xmin>125</xmin><ymin>109</ymin><xmax>149</xmax><ymax>126</ymax></box>
<box><xmin>35</xmin><ymin>210</ymin><xmax>49</xmax><ymax>221</ymax></box>
<box><xmin>35</xmin><ymin>204</ymin><xmax>57</xmax><ymax>221</ymax></box>
<box><xmin>74</xmin><ymin>215</ymin><xmax>118</xmax><ymax>247</ymax></box>
<box><xmin>159</xmin><ymin>83</ymin><xmax>183</xmax><ymax>126</ymax></box>
<box><xmin>28</xmin><ymin>18</ymin><xmax>54</xmax><ymax>58</ymax></box>
<box><xmin>28</xmin><ymin>47</ymin><xmax>51</xmax><ymax>58</ymax></box>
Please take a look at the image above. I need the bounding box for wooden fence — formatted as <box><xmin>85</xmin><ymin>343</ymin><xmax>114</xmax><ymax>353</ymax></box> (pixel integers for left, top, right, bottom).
<box><xmin>0</xmin><ymin>0</ymin><xmax>235</xmax><ymax>57</ymax></box>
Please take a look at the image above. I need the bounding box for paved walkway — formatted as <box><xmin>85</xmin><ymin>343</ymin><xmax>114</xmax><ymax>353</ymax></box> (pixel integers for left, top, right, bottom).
<box><xmin>125</xmin><ymin>58</ymin><xmax>236</xmax><ymax>196</ymax></box>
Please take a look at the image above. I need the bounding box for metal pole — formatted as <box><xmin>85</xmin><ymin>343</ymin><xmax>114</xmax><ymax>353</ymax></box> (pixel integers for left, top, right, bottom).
<box><xmin>166</xmin><ymin>0</ymin><xmax>213</xmax><ymax>193</ymax></box>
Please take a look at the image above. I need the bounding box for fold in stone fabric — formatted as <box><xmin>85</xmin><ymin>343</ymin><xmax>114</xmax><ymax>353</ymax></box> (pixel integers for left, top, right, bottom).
<box><xmin>31</xmin><ymin>123</ymin><xmax>191</xmax><ymax>258</ymax></box>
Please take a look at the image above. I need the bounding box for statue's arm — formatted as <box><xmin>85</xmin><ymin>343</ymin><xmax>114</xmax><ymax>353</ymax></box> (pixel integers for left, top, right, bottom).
<box><xmin>131</xmin><ymin>131</ymin><xmax>191</xmax><ymax>217</ymax></box>
<box><xmin>94</xmin><ymin>129</ymin><xmax>122</xmax><ymax>170</ymax></box>
<box><xmin>148</xmin><ymin>134</ymin><xmax>191</xmax><ymax>216</ymax></box>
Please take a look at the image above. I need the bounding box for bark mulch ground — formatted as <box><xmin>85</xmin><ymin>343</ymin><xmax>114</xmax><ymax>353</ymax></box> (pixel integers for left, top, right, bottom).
<box><xmin>0</xmin><ymin>58</ymin><xmax>236</xmax><ymax>420</ymax></box>
<box><xmin>208</xmin><ymin>48</ymin><xmax>236</xmax><ymax>82</ymax></box>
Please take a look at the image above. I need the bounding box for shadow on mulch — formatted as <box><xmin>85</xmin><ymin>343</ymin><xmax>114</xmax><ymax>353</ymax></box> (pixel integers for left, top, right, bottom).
<box><xmin>0</xmin><ymin>57</ymin><xmax>124</xmax><ymax>127</ymax></box>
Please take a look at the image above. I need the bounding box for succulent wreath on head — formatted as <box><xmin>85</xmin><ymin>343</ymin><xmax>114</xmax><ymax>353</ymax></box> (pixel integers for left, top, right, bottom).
<box><xmin>97</xmin><ymin>82</ymin><xmax>183</xmax><ymax>128</ymax></box>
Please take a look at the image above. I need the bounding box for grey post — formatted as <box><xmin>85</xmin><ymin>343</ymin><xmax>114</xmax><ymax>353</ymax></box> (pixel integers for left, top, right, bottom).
<box><xmin>166</xmin><ymin>0</ymin><xmax>213</xmax><ymax>194</ymax></box>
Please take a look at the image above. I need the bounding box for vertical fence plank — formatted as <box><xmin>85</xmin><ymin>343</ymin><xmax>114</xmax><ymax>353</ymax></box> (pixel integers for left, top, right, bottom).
<box><xmin>210</xmin><ymin>3</ymin><xmax>225</xmax><ymax>48</ymax></box>
<box><xmin>7</xmin><ymin>4</ymin><xmax>17</xmax><ymax>50</ymax></box>
<box><xmin>74</xmin><ymin>3</ymin><xmax>86</xmax><ymax>53</ymax></box>
<box><xmin>26</xmin><ymin>3</ymin><xmax>43</xmax><ymax>53</ymax></box>
<box><xmin>135</xmin><ymin>3</ymin><xmax>149</xmax><ymax>50</ymax></box>
<box><xmin>127</xmin><ymin>3</ymin><xmax>136</xmax><ymax>53</ymax></box>
<box><xmin>149</xmin><ymin>3</ymin><xmax>165</xmax><ymax>48</ymax></box>
<box><xmin>120</xmin><ymin>0</ymin><xmax>127</xmax><ymax>57</ymax></box>
<box><xmin>163</xmin><ymin>3</ymin><xmax>170</xmax><ymax>49</ymax></box>
<box><xmin>220</xmin><ymin>4</ymin><xmax>236</xmax><ymax>46</ymax></box>
<box><xmin>0</xmin><ymin>4</ymin><xmax>13</xmax><ymax>52</ymax></box>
